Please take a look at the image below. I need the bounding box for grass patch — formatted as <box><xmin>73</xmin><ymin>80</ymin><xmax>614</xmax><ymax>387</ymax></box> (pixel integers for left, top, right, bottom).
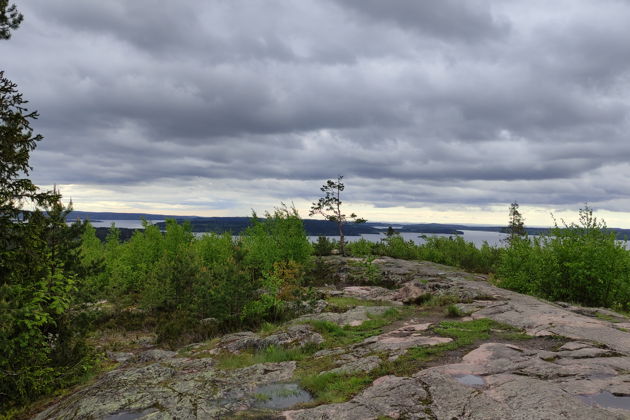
<box><xmin>307</xmin><ymin>307</ymin><xmax>406</xmax><ymax>348</ymax></box>
<box><xmin>296</xmin><ymin>318</ymin><xmax>532</xmax><ymax>405</ymax></box>
<box><xmin>381</xmin><ymin>318</ymin><xmax>532</xmax><ymax>376</ymax></box>
<box><xmin>258</xmin><ymin>321</ymin><xmax>284</xmax><ymax>337</ymax></box>
<box><xmin>594</xmin><ymin>312</ymin><xmax>623</xmax><ymax>323</ymax></box>
<box><xmin>216</xmin><ymin>344</ymin><xmax>319</xmax><ymax>370</ymax></box>
<box><xmin>300</xmin><ymin>371</ymin><xmax>373</xmax><ymax>404</ymax></box>
<box><xmin>445</xmin><ymin>304</ymin><xmax>466</xmax><ymax>317</ymax></box>
<box><xmin>325</xmin><ymin>296</ymin><xmax>390</xmax><ymax>311</ymax></box>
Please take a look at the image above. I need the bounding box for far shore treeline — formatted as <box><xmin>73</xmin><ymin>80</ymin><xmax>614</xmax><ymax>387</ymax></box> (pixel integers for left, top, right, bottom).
<box><xmin>66</xmin><ymin>211</ymin><xmax>630</xmax><ymax>242</ymax></box>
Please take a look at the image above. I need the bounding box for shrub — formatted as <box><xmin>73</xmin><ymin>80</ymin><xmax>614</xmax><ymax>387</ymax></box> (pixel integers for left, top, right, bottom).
<box><xmin>313</xmin><ymin>236</ymin><xmax>336</xmax><ymax>256</ymax></box>
<box><xmin>380</xmin><ymin>235</ymin><xmax>419</xmax><ymax>260</ymax></box>
<box><xmin>346</xmin><ymin>238</ymin><xmax>375</xmax><ymax>257</ymax></box>
<box><xmin>498</xmin><ymin>206</ymin><xmax>630</xmax><ymax>311</ymax></box>
<box><xmin>241</xmin><ymin>205</ymin><xmax>312</xmax><ymax>274</ymax></box>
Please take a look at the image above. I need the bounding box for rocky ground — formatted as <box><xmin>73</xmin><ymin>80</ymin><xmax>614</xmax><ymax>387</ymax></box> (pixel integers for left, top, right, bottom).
<box><xmin>33</xmin><ymin>256</ymin><xmax>630</xmax><ymax>419</ymax></box>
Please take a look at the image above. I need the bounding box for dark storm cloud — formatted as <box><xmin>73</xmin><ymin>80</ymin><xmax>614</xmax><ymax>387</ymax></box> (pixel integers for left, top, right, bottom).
<box><xmin>332</xmin><ymin>0</ymin><xmax>509</xmax><ymax>42</ymax></box>
<box><xmin>2</xmin><ymin>0</ymin><xmax>630</xmax><ymax>214</ymax></box>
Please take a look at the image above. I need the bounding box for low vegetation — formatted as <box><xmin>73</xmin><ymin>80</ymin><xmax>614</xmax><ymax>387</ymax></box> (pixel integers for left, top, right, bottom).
<box><xmin>5</xmin><ymin>186</ymin><xmax>629</xmax><ymax>416</ymax></box>
<box><xmin>498</xmin><ymin>207</ymin><xmax>630</xmax><ymax>310</ymax></box>
<box><xmin>297</xmin><ymin>318</ymin><xmax>531</xmax><ymax>404</ymax></box>
<box><xmin>342</xmin><ymin>206</ymin><xmax>630</xmax><ymax>313</ymax></box>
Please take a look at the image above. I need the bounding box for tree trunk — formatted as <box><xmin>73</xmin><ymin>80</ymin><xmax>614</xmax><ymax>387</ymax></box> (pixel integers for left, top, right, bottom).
<box><xmin>338</xmin><ymin>221</ymin><xmax>345</xmax><ymax>256</ymax></box>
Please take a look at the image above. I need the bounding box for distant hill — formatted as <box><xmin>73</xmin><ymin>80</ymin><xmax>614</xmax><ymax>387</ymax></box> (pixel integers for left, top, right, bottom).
<box><xmin>155</xmin><ymin>217</ymin><xmax>383</xmax><ymax>236</ymax></box>
<box><xmin>67</xmin><ymin>211</ymin><xmax>198</xmax><ymax>221</ymax></box>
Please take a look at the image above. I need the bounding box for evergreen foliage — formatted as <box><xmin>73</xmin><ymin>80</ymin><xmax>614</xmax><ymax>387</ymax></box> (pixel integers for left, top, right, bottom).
<box><xmin>310</xmin><ymin>176</ymin><xmax>366</xmax><ymax>255</ymax></box>
<box><xmin>505</xmin><ymin>202</ymin><xmax>526</xmax><ymax>243</ymax></box>
<box><xmin>0</xmin><ymin>1</ymin><xmax>22</xmax><ymax>40</ymax></box>
<box><xmin>1</xmin><ymin>60</ymin><xmax>95</xmax><ymax>411</ymax></box>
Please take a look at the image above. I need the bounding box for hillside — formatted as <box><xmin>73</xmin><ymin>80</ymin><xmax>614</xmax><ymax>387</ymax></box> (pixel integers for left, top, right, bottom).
<box><xmin>32</xmin><ymin>257</ymin><xmax>630</xmax><ymax>419</ymax></box>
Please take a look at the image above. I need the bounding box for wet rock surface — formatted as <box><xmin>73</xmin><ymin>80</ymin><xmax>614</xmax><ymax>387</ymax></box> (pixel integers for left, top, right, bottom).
<box><xmin>34</xmin><ymin>256</ymin><xmax>630</xmax><ymax>419</ymax></box>
<box><xmin>35</xmin><ymin>359</ymin><xmax>297</xmax><ymax>419</ymax></box>
<box><xmin>283</xmin><ymin>376</ymin><xmax>431</xmax><ymax>420</ymax></box>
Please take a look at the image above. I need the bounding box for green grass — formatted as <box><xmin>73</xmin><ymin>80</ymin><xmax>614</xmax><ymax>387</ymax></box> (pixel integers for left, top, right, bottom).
<box><xmin>386</xmin><ymin>318</ymin><xmax>531</xmax><ymax>376</ymax></box>
<box><xmin>307</xmin><ymin>307</ymin><xmax>406</xmax><ymax>348</ymax></box>
<box><xmin>325</xmin><ymin>296</ymin><xmax>391</xmax><ymax>311</ymax></box>
<box><xmin>295</xmin><ymin>317</ymin><xmax>533</xmax><ymax>405</ymax></box>
<box><xmin>258</xmin><ymin>321</ymin><xmax>284</xmax><ymax>336</ymax></box>
<box><xmin>215</xmin><ymin>344</ymin><xmax>319</xmax><ymax>370</ymax></box>
<box><xmin>445</xmin><ymin>304</ymin><xmax>466</xmax><ymax>317</ymax></box>
<box><xmin>300</xmin><ymin>371</ymin><xmax>373</xmax><ymax>404</ymax></box>
<box><xmin>594</xmin><ymin>312</ymin><xmax>623</xmax><ymax>323</ymax></box>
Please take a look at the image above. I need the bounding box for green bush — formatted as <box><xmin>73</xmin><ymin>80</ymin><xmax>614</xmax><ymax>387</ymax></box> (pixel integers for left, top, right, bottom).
<box><xmin>498</xmin><ymin>206</ymin><xmax>630</xmax><ymax>310</ymax></box>
<box><xmin>76</xmin><ymin>204</ymin><xmax>314</xmax><ymax>345</ymax></box>
<box><xmin>313</xmin><ymin>236</ymin><xmax>336</xmax><ymax>256</ymax></box>
<box><xmin>346</xmin><ymin>238</ymin><xmax>375</xmax><ymax>257</ymax></box>
<box><xmin>241</xmin><ymin>205</ymin><xmax>312</xmax><ymax>274</ymax></box>
<box><xmin>380</xmin><ymin>235</ymin><xmax>419</xmax><ymax>260</ymax></box>
<box><xmin>373</xmin><ymin>234</ymin><xmax>501</xmax><ymax>274</ymax></box>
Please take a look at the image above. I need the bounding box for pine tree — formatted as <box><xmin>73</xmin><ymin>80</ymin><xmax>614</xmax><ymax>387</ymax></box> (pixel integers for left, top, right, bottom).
<box><xmin>309</xmin><ymin>176</ymin><xmax>365</xmax><ymax>255</ymax></box>
<box><xmin>506</xmin><ymin>202</ymin><xmax>526</xmax><ymax>243</ymax></box>
<box><xmin>0</xmin><ymin>1</ymin><xmax>23</xmax><ymax>40</ymax></box>
<box><xmin>1</xmin><ymin>9</ymin><xmax>93</xmax><ymax>409</ymax></box>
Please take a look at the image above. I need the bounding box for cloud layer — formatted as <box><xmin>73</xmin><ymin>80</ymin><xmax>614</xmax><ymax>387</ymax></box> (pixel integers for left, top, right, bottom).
<box><xmin>2</xmin><ymin>0</ymin><xmax>630</xmax><ymax>224</ymax></box>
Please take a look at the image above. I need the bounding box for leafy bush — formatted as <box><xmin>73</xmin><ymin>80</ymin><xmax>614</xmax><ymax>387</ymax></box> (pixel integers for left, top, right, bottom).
<box><xmin>241</xmin><ymin>205</ymin><xmax>312</xmax><ymax>274</ymax></box>
<box><xmin>418</xmin><ymin>236</ymin><xmax>499</xmax><ymax>273</ymax></box>
<box><xmin>380</xmin><ymin>235</ymin><xmax>419</xmax><ymax>260</ymax></box>
<box><xmin>346</xmin><ymin>238</ymin><xmax>375</xmax><ymax>257</ymax></box>
<box><xmin>313</xmin><ymin>236</ymin><xmax>336</xmax><ymax>256</ymax></box>
<box><xmin>76</xmin><ymin>204</ymin><xmax>313</xmax><ymax>345</ymax></box>
<box><xmin>498</xmin><ymin>206</ymin><xmax>630</xmax><ymax>310</ymax></box>
<box><xmin>372</xmin><ymin>234</ymin><xmax>501</xmax><ymax>274</ymax></box>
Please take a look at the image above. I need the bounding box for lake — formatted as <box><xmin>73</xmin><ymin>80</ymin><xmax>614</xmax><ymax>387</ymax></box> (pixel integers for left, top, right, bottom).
<box><xmin>312</xmin><ymin>230</ymin><xmax>509</xmax><ymax>248</ymax></box>
<box><xmin>82</xmin><ymin>220</ymin><xmax>630</xmax><ymax>249</ymax></box>
<box><xmin>85</xmin><ymin>219</ymin><xmax>508</xmax><ymax>248</ymax></box>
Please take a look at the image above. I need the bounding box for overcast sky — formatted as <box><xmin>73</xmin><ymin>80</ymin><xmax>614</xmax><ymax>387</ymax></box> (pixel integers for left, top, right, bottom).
<box><xmin>3</xmin><ymin>0</ymin><xmax>630</xmax><ymax>226</ymax></box>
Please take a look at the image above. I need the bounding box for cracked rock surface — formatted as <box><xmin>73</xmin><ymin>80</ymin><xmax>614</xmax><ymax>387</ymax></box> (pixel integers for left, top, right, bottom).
<box><xmin>33</xmin><ymin>257</ymin><xmax>630</xmax><ymax>419</ymax></box>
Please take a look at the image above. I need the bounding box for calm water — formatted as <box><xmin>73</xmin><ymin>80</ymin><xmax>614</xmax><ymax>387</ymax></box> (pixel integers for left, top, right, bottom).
<box><xmin>76</xmin><ymin>219</ymin><xmax>164</xmax><ymax>229</ymax></box>
<box><xmin>80</xmin><ymin>220</ymin><xmax>509</xmax><ymax>247</ymax></box>
<box><xmin>312</xmin><ymin>230</ymin><xmax>509</xmax><ymax>248</ymax></box>
<box><xmin>84</xmin><ymin>220</ymin><xmax>629</xmax><ymax>249</ymax></box>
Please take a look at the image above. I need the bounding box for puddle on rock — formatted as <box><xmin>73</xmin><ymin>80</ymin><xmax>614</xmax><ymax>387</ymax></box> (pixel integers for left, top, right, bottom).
<box><xmin>253</xmin><ymin>383</ymin><xmax>313</xmax><ymax>409</ymax></box>
<box><xmin>452</xmin><ymin>374</ymin><xmax>485</xmax><ymax>387</ymax></box>
<box><xmin>103</xmin><ymin>408</ymin><xmax>156</xmax><ymax>420</ymax></box>
<box><xmin>578</xmin><ymin>391</ymin><xmax>630</xmax><ymax>410</ymax></box>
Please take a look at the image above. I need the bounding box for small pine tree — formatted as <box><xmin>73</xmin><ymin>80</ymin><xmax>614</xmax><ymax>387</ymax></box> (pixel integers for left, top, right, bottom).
<box><xmin>309</xmin><ymin>176</ymin><xmax>366</xmax><ymax>256</ymax></box>
<box><xmin>506</xmin><ymin>202</ymin><xmax>526</xmax><ymax>243</ymax></box>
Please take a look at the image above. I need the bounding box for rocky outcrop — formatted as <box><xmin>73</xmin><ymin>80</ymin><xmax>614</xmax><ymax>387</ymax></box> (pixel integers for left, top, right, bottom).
<box><xmin>211</xmin><ymin>324</ymin><xmax>324</xmax><ymax>354</ymax></box>
<box><xmin>283</xmin><ymin>376</ymin><xmax>431</xmax><ymax>420</ymax></box>
<box><xmin>34</xmin><ymin>256</ymin><xmax>630</xmax><ymax>419</ymax></box>
<box><xmin>35</xmin><ymin>358</ymin><xmax>297</xmax><ymax>419</ymax></box>
<box><xmin>294</xmin><ymin>305</ymin><xmax>394</xmax><ymax>326</ymax></box>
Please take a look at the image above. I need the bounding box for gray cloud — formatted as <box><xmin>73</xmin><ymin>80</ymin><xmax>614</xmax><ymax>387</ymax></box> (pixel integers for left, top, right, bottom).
<box><xmin>2</xmin><ymin>0</ymin><xmax>630</xmax><ymax>221</ymax></box>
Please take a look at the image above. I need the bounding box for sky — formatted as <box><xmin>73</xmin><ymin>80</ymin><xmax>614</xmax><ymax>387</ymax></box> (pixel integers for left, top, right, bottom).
<box><xmin>3</xmin><ymin>0</ymin><xmax>630</xmax><ymax>227</ymax></box>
